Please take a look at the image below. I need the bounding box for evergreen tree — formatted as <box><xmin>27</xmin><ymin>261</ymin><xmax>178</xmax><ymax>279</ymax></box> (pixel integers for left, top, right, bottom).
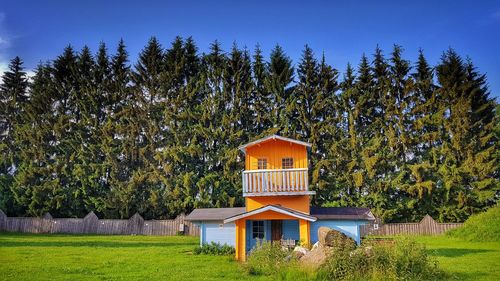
<box><xmin>252</xmin><ymin>45</ymin><xmax>271</xmax><ymax>134</ymax></box>
<box><xmin>0</xmin><ymin>56</ymin><xmax>29</xmax><ymax>214</ymax></box>
<box><xmin>1</xmin><ymin>39</ymin><xmax>497</xmax><ymax>223</ymax></box>
<box><xmin>265</xmin><ymin>45</ymin><xmax>294</xmax><ymax>132</ymax></box>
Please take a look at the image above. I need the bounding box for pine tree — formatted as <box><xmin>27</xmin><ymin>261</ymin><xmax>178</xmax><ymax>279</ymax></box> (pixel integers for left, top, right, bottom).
<box><xmin>265</xmin><ymin>45</ymin><xmax>294</xmax><ymax>132</ymax></box>
<box><xmin>102</xmin><ymin>39</ymin><xmax>134</xmax><ymax>218</ymax></box>
<box><xmin>252</xmin><ymin>44</ymin><xmax>271</xmax><ymax>134</ymax></box>
<box><xmin>435</xmin><ymin>49</ymin><xmax>497</xmax><ymax>221</ymax></box>
<box><xmin>1</xmin><ymin>39</ymin><xmax>497</xmax><ymax>223</ymax></box>
<box><xmin>0</xmin><ymin>56</ymin><xmax>29</xmax><ymax>214</ymax></box>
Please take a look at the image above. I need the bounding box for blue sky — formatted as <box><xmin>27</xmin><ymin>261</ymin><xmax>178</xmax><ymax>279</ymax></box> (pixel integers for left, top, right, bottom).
<box><xmin>1</xmin><ymin>0</ymin><xmax>499</xmax><ymax>98</ymax></box>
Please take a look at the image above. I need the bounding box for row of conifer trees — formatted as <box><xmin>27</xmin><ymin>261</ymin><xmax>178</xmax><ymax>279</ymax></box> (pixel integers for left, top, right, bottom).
<box><xmin>0</xmin><ymin>36</ymin><xmax>497</xmax><ymax>222</ymax></box>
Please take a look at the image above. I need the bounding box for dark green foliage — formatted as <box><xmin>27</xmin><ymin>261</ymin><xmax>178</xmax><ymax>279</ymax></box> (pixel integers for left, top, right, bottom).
<box><xmin>193</xmin><ymin>242</ymin><xmax>235</xmax><ymax>256</ymax></box>
<box><xmin>0</xmin><ymin>38</ymin><xmax>497</xmax><ymax>222</ymax></box>
<box><xmin>0</xmin><ymin>56</ymin><xmax>29</xmax><ymax>215</ymax></box>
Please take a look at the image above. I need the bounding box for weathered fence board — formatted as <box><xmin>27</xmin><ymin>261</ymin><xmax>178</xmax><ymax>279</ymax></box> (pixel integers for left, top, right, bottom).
<box><xmin>0</xmin><ymin>210</ymin><xmax>199</xmax><ymax>236</ymax></box>
<box><xmin>360</xmin><ymin>215</ymin><xmax>462</xmax><ymax>236</ymax></box>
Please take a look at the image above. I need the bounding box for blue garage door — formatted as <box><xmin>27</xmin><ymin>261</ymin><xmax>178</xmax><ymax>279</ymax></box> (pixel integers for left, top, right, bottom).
<box><xmin>203</xmin><ymin>222</ymin><xmax>236</xmax><ymax>246</ymax></box>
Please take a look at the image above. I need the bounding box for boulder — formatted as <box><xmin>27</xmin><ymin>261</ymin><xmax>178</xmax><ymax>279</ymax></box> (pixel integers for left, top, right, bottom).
<box><xmin>300</xmin><ymin>243</ymin><xmax>329</xmax><ymax>268</ymax></box>
<box><xmin>317</xmin><ymin>226</ymin><xmax>356</xmax><ymax>251</ymax></box>
<box><xmin>293</xmin><ymin>246</ymin><xmax>309</xmax><ymax>258</ymax></box>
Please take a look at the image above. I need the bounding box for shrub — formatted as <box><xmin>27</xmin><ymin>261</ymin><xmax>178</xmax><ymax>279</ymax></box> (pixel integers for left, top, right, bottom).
<box><xmin>446</xmin><ymin>205</ymin><xmax>500</xmax><ymax>242</ymax></box>
<box><xmin>193</xmin><ymin>242</ymin><xmax>235</xmax><ymax>256</ymax></box>
<box><xmin>244</xmin><ymin>241</ymin><xmax>292</xmax><ymax>275</ymax></box>
<box><xmin>317</xmin><ymin>237</ymin><xmax>444</xmax><ymax>281</ymax></box>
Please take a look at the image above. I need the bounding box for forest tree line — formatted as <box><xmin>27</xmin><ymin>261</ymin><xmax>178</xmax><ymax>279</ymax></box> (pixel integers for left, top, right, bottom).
<box><xmin>0</xmin><ymin>36</ymin><xmax>498</xmax><ymax>222</ymax></box>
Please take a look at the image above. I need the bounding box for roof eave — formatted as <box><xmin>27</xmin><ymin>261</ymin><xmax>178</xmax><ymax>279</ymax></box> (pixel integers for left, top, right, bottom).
<box><xmin>238</xmin><ymin>135</ymin><xmax>312</xmax><ymax>153</ymax></box>
<box><xmin>223</xmin><ymin>205</ymin><xmax>317</xmax><ymax>223</ymax></box>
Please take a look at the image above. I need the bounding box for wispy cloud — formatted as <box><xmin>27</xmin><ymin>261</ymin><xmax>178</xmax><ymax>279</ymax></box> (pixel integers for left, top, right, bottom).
<box><xmin>0</xmin><ymin>12</ymin><xmax>35</xmax><ymax>80</ymax></box>
<box><xmin>492</xmin><ymin>10</ymin><xmax>500</xmax><ymax>20</ymax></box>
<box><xmin>0</xmin><ymin>36</ymin><xmax>8</xmax><ymax>47</ymax></box>
<box><xmin>0</xmin><ymin>12</ymin><xmax>11</xmax><ymax>79</ymax></box>
<box><xmin>0</xmin><ymin>61</ymin><xmax>8</xmax><ymax>78</ymax></box>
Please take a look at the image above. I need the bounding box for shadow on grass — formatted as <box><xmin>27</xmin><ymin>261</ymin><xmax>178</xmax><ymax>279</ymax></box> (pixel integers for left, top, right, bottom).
<box><xmin>428</xmin><ymin>248</ymin><xmax>495</xmax><ymax>258</ymax></box>
<box><xmin>0</xmin><ymin>241</ymin><xmax>194</xmax><ymax>248</ymax></box>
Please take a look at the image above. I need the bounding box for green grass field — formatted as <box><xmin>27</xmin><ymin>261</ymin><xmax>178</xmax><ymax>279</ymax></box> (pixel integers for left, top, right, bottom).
<box><xmin>0</xmin><ymin>233</ymin><xmax>498</xmax><ymax>280</ymax></box>
<box><xmin>0</xmin><ymin>233</ymin><xmax>267</xmax><ymax>281</ymax></box>
<box><xmin>413</xmin><ymin>236</ymin><xmax>500</xmax><ymax>281</ymax></box>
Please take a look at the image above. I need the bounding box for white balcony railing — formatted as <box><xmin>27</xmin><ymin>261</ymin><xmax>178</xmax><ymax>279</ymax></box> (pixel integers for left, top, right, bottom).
<box><xmin>242</xmin><ymin>168</ymin><xmax>315</xmax><ymax>196</ymax></box>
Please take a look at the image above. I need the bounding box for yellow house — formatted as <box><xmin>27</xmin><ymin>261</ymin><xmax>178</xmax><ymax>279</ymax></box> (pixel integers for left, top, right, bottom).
<box><xmin>186</xmin><ymin>135</ymin><xmax>374</xmax><ymax>261</ymax></box>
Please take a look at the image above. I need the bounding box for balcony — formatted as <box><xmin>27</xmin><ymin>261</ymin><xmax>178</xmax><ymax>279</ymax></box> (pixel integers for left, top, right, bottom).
<box><xmin>242</xmin><ymin>168</ymin><xmax>316</xmax><ymax>197</ymax></box>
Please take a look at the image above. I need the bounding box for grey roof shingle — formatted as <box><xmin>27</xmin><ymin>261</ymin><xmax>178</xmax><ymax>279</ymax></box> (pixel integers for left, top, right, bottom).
<box><xmin>186</xmin><ymin>206</ymin><xmax>375</xmax><ymax>222</ymax></box>
<box><xmin>185</xmin><ymin>207</ymin><xmax>246</xmax><ymax>221</ymax></box>
<box><xmin>310</xmin><ymin>207</ymin><xmax>375</xmax><ymax>220</ymax></box>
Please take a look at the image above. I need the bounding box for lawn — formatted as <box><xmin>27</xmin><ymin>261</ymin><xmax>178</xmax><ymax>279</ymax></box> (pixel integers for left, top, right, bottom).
<box><xmin>0</xmin><ymin>233</ymin><xmax>268</xmax><ymax>281</ymax></box>
<box><xmin>413</xmin><ymin>236</ymin><xmax>500</xmax><ymax>281</ymax></box>
<box><xmin>0</xmin><ymin>233</ymin><xmax>499</xmax><ymax>280</ymax></box>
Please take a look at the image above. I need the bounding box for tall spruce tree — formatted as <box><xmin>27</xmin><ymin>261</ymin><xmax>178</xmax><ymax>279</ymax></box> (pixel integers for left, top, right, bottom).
<box><xmin>265</xmin><ymin>45</ymin><xmax>294</xmax><ymax>133</ymax></box>
<box><xmin>0</xmin><ymin>56</ymin><xmax>29</xmax><ymax>214</ymax></box>
<box><xmin>1</xmin><ymin>39</ymin><xmax>497</xmax><ymax>223</ymax></box>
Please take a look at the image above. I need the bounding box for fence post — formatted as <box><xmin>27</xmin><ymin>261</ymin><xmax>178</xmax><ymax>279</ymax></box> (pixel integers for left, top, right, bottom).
<box><xmin>127</xmin><ymin>213</ymin><xmax>144</xmax><ymax>235</ymax></box>
<box><xmin>419</xmin><ymin>215</ymin><xmax>436</xmax><ymax>235</ymax></box>
<box><xmin>41</xmin><ymin>212</ymin><xmax>53</xmax><ymax>233</ymax></box>
<box><xmin>0</xmin><ymin>209</ymin><xmax>6</xmax><ymax>231</ymax></box>
<box><xmin>177</xmin><ymin>213</ymin><xmax>186</xmax><ymax>234</ymax></box>
<box><xmin>83</xmin><ymin>211</ymin><xmax>99</xmax><ymax>234</ymax></box>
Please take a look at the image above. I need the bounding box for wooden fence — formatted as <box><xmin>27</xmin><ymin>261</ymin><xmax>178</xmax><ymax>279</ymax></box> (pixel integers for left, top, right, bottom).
<box><xmin>0</xmin><ymin>209</ymin><xmax>199</xmax><ymax>236</ymax></box>
<box><xmin>360</xmin><ymin>215</ymin><xmax>462</xmax><ymax>236</ymax></box>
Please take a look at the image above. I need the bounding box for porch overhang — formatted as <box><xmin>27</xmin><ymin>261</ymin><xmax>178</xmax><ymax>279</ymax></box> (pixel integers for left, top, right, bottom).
<box><xmin>223</xmin><ymin>205</ymin><xmax>317</xmax><ymax>224</ymax></box>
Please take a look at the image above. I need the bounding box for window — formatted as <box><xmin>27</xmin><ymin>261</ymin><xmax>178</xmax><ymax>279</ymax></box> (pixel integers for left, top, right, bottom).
<box><xmin>257</xmin><ymin>158</ymin><xmax>267</xmax><ymax>169</ymax></box>
<box><xmin>252</xmin><ymin>221</ymin><xmax>265</xmax><ymax>239</ymax></box>
<box><xmin>282</xmin><ymin>157</ymin><xmax>294</xmax><ymax>169</ymax></box>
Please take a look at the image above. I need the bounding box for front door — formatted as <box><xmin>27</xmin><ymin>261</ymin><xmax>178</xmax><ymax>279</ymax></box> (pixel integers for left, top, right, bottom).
<box><xmin>271</xmin><ymin>220</ymin><xmax>283</xmax><ymax>241</ymax></box>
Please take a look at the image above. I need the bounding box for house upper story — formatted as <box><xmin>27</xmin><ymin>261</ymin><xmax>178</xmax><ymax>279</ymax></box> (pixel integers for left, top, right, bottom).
<box><xmin>239</xmin><ymin>135</ymin><xmax>316</xmax><ymax>213</ymax></box>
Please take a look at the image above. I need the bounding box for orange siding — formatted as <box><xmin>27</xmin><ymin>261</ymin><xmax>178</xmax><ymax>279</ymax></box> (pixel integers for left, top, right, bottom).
<box><xmin>245</xmin><ymin>195</ymin><xmax>311</xmax><ymax>214</ymax></box>
<box><xmin>236</xmin><ymin>136</ymin><xmax>311</xmax><ymax>261</ymax></box>
<box><xmin>299</xmin><ymin>219</ymin><xmax>311</xmax><ymax>245</ymax></box>
<box><xmin>245</xmin><ymin>139</ymin><xmax>307</xmax><ymax>170</ymax></box>
<box><xmin>235</xmin><ymin>219</ymin><xmax>246</xmax><ymax>261</ymax></box>
<box><xmin>243</xmin><ymin>210</ymin><xmax>304</xmax><ymax>221</ymax></box>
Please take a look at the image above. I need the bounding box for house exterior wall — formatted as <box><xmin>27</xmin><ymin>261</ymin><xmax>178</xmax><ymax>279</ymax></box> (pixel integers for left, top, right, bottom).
<box><xmin>282</xmin><ymin>220</ymin><xmax>300</xmax><ymax>240</ymax></box>
<box><xmin>310</xmin><ymin>220</ymin><xmax>366</xmax><ymax>245</ymax></box>
<box><xmin>245</xmin><ymin>139</ymin><xmax>307</xmax><ymax>170</ymax></box>
<box><xmin>200</xmin><ymin>222</ymin><xmax>236</xmax><ymax>246</ymax></box>
<box><xmin>198</xmin><ymin>218</ymin><xmax>368</xmax><ymax>261</ymax></box>
<box><xmin>245</xmin><ymin>219</ymin><xmax>301</xmax><ymax>251</ymax></box>
<box><xmin>245</xmin><ymin>195</ymin><xmax>310</xmax><ymax>213</ymax></box>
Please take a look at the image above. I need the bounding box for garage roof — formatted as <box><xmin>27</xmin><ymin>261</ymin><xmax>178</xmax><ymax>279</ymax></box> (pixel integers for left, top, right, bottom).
<box><xmin>185</xmin><ymin>207</ymin><xmax>246</xmax><ymax>221</ymax></box>
<box><xmin>310</xmin><ymin>207</ymin><xmax>375</xmax><ymax>220</ymax></box>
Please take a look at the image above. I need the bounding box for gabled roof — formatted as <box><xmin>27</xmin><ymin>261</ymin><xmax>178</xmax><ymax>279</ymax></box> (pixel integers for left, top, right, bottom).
<box><xmin>238</xmin><ymin>135</ymin><xmax>312</xmax><ymax>153</ymax></box>
<box><xmin>310</xmin><ymin>207</ymin><xmax>375</xmax><ymax>221</ymax></box>
<box><xmin>223</xmin><ymin>205</ymin><xmax>317</xmax><ymax>223</ymax></box>
<box><xmin>185</xmin><ymin>207</ymin><xmax>246</xmax><ymax>221</ymax></box>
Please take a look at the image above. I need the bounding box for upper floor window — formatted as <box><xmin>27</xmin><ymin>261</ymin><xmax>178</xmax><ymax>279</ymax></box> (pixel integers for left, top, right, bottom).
<box><xmin>282</xmin><ymin>157</ymin><xmax>294</xmax><ymax>169</ymax></box>
<box><xmin>257</xmin><ymin>158</ymin><xmax>267</xmax><ymax>169</ymax></box>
